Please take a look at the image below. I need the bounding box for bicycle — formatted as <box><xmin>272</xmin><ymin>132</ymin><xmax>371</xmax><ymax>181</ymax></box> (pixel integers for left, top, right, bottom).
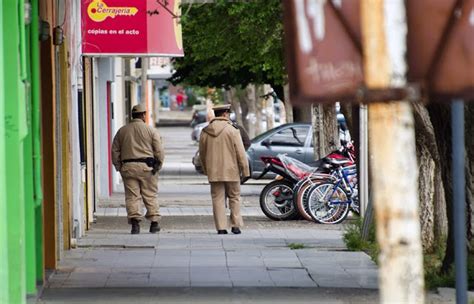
<box><xmin>306</xmin><ymin>161</ymin><xmax>359</xmax><ymax>224</ymax></box>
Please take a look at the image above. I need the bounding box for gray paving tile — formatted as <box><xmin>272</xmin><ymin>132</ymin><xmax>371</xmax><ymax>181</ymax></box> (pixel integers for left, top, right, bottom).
<box><xmin>190</xmin><ymin>258</ymin><xmax>227</xmax><ymax>267</ymax></box>
<box><xmin>191</xmin><ymin>280</ymin><xmax>233</xmax><ymax>287</ymax></box>
<box><xmin>190</xmin><ymin>249</ymin><xmax>225</xmax><ymax>256</ymax></box>
<box><xmin>105</xmin><ymin>279</ymin><xmax>149</xmax><ymax>287</ymax></box>
<box><xmin>231</xmin><ymin>280</ymin><xmax>275</xmax><ymax>287</ymax></box>
<box><xmin>148</xmin><ymin>279</ymin><xmax>191</xmax><ymax>287</ymax></box>
<box><xmin>154</xmin><ymin>257</ymin><xmax>190</xmax><ymax>267</ymax></box>
<box><xmin>268</xmin><ymin>268</ymin><xmax>316</xmax><ymax>287</ymax></box>
<box><xmin>264</xmin><ymin>257</ymin><xmax>302</xmax><ymax>268</ymax></box>
<box><xmin>314</xmin><ymin>277</ymin><xmax>361</xmax><ymax>288</ymax></box>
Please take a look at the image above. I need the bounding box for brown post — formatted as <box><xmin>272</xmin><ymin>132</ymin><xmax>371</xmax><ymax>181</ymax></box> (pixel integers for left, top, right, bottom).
<box><xmin>361</xmin><ymin>0</ymin><xmax>425</xmax><ymax>302</ymax></box>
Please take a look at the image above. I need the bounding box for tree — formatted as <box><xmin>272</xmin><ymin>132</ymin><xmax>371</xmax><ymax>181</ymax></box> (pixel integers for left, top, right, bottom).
<box><xmin>426</xmin><ymin>101</ymin><xmax>473</xmax><ymax>273</ymax></box>
<box><xmin>170</xmin><ymin>0</ymin><xmax>285</xmax><ymax>91</ymax></box>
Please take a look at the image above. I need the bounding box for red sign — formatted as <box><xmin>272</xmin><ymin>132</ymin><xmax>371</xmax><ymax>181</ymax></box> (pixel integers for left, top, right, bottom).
<box><xmin>283</xmin><ymin>0</ymin><xmax>363</xmax><ymax>104</ymax></box>
<box><xmin>81</xmin><ymin>0</ymin><xmax>184</xmax><ymax>56</ymax></box>
<box><xmin>407</xmin><ymin>0</ymin><xmax>474</xmax><ymax>100</ymax></box>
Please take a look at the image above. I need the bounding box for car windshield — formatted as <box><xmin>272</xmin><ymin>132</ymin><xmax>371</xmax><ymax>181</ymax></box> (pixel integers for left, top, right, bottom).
<box><xmin>251</xmin><ymin>127</ymin><xmax>282</xmax><ymax>143</ymax></box>
<box><xmin>251</xmin><ymin>124</ymin><xmax>308</xmax><ymax>143</ymax></box>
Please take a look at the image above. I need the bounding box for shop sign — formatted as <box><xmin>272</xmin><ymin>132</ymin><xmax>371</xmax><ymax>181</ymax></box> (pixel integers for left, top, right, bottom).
<box><xmin>284</xmin><ymin>0</ymin><xmax>474</xmax><ymax>104</ymax></box>
<box><xmin>284</xmin><ymin>0</ymin><xmax>363</xmax><ymax>104</ymax></box>
<box><xmin>81</xmin><ymin>0</ymin><xmax>184</xmax><ymax>56</ymax></box>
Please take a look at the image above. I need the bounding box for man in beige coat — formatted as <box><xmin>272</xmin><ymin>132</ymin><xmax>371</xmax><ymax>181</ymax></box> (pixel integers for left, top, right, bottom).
<box><xmin>112</xmin><ymin>104</ymin><xmax>165</xmax><ymax>234</ymax></box>
<box><xmin>199</xmin><ymin>104</ymin><xmax>250</xmax><ymax>234</ymax></box>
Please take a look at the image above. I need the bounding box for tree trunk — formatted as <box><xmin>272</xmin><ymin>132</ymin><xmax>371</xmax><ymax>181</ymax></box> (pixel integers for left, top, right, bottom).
<box><xmin>428</xmin><ymin>102</ymin><xmax>455</xmax><ymax>273</ymax></box>
<box><xmin>465</xmin><ymin>102</ymin><xmax>473</xmax><ymax>244</ymax></box>
<box><xmin>322</xmin><ymin>104</ymin><xmax>339</xmax><ymax>152</ymax></box>
<box><xmin>312</xmin><ymin>103</ymin><xmax>339</xmax><ymax>160</ymax></box>
<box><xmin>227</xmin><ymin>87</ymin><xmax>243</xmax><ymax>126</ymax></box>
<box><xmin>238</xmin><ymin>87</ymin><xmax>249</xmax><ymax>133</ymax></box>
<box><xmin>264</xmin><ymin>84</ymin><xmax>275</xmax><ymax>130</ymax></box>
<box><xmin>283</xmin><ymin>83</ymin><xmax>293</xmax><ymax>123</ymax></box>
<box><xmin>293</xmin><ymin>104</ymin><xmax>312</xmax><ymax>123</ymax></box>
<box><xmin>413</xmin><ymin>103</ymin><xmax>447</xmax><ymax>252</ymax></box>
<box><xmin>255</xmin><ymin>85</ymin><xmax>264</xmax><ymax>135</ymax></box>
<box><xmin>244</xmin><ymin>84</ymin><xmax>257</xmax><ymax>138</ymax></box>
<box><xmin>434</xmin><ymin>101</ymin><xmax>474</xmax><ymax>272</ymax></box>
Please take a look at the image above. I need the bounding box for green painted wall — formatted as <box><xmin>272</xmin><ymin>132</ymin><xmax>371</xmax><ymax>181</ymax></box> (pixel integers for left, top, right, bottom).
<box><xmin>3</xmin><ymin>0</ymin><xmax>27</xmax><ymax>302</ymax></box>
<box><xmin>30</xmin><ymin>0</ymin><xmax>44</xmax><ymax>284</ymax></box>
<box><xmin>22</xmin><ymin>0</ymin><xmax>39</xmax><ymax>294</ymax></box>
<box><xmin>0</xmin><ymin>4</ymin><xmax>10</xmax><ymax>303</ymax></box>
<box><xmin>0</xmin><ymin>0</ymin><xmax>45</xmax><ymax>301</ymax></box>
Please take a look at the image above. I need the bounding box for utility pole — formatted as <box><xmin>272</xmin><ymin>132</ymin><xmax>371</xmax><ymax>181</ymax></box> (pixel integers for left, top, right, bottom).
<box><xmin>140</xmin><ymin>57</ymin><xmax>149</xmax><ymax>123</ymax></box>
<box><xmin>361</xmin><ymin>0</ymin><xmax>425</xmax><ymax>303</ymax></box>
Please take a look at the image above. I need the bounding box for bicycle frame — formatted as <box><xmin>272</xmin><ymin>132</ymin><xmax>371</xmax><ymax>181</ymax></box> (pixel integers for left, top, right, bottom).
<box><xmin>322</xmin><ymin>165</ymin><xmax>358</xmax><ymax>210</ymax></box>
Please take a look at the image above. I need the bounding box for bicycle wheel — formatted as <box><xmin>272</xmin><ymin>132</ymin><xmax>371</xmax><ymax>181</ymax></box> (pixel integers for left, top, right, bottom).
<box><xmin>306</xmin><ymin>182</ymin><xmax>350</xmax><ymax>224</ymax></box>
<box><xmin>294</xmin><ymin>180</ymin><xmax>313</xmax><ymax>221</ymax></box>
<box><xmin>259</xmin><ymin>180</ymin><xmax>298</xmax><ymax>221</ymax></box>
<box><xmin>295</xmin><ymin>178</ymin><xmax>325</xmax><ymax>222</ymax></box>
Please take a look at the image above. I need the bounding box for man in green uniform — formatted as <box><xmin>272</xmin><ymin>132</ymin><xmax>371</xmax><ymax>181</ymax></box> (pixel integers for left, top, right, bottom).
<box><xmin>112</xmin><ymin>104</ymin><xmax>165</xmax><ymax>234</ymax></box>
<box><xmin>199</xmin><ymin>104</ymin><xmax>250</xmax><ymax>234</ymax></box>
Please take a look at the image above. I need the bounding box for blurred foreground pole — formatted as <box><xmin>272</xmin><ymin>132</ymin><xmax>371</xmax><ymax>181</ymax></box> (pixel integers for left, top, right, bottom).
<box><xmin>452</xmin><ymin>100</ymin><xmax>467</xmax><ymax>304</ymax></box>
<box><xmin>361</xmin><ymin>0</ymin><xmax>425</xmax><ymax>303</ymax></box>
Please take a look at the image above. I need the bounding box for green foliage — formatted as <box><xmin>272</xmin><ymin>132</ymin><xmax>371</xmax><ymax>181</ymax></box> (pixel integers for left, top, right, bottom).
<box><xmin>287</xmin><ymin>243</ymin><xmax>309</xmax><ymax>250</ymax></box>
<box><xmin>343</xmin><ymin>216</ymin><xmax>379</xmax><ymax>262</ymax></box>
<box><xmin>424</xmin><ymin>242</ymin><xmax>474</xmax><ymax>290</ymax></box>
<box><xmin>170</xmin><ymin>1</ymin><xmax>285</xmax><ymax>88</ymax></box>
<box><xmin>344</xmin><ymin>218</ymin><xmax>474</xmax><ymax>291</ymax></box>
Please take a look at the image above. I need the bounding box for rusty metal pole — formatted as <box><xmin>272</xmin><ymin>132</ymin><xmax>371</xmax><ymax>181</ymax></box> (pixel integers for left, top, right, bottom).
<box><xmin>361</xmin><ymin>0</ymin><xmax>425</xmax><ymax>303</ymax></box>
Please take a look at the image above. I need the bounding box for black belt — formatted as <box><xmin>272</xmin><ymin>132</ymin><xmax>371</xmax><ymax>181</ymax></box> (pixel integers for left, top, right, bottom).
<box><xmin>122</xmin><ymin>158</ymin><xmax>154</xmax><ymax>164</ymax></box>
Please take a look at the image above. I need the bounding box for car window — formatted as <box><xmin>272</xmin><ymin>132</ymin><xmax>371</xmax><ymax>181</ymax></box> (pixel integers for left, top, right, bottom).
<box><xmin>251</xmin><ymin>126</ymin><xmax>280</xmax><ymax>143</ymax></box>
<box><xmin>268</xmin><ymin>126</ymin><xmax>309</xmax><ymax>146</ymax></box>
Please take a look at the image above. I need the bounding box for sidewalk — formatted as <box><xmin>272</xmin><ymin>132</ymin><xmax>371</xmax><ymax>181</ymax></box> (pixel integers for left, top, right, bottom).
<box><xmin>39</xmin><ymin>215</ymin><xmax>381</xmax><ymax>303</ymax></box>
<box><xmin>38</xmin><ymin>216</ymin><xmax>464</xmax><ymax>303</ymax></box>
<box><xmin>156</xmin><ymin>109</ymin><xmax>193</xmax><ymax>127</ymax></box>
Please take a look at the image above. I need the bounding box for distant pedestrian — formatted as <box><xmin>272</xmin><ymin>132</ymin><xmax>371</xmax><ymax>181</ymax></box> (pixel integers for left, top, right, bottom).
<box><xmin>176</xmin><ymin>90</ymin><xmax>185</xmax><ymax>111</ymax></box>
<box><xmin>112</xmin><ymin>104</ymin><xmax>165</xmax><ymax>235</ymax></box>
<box><xmin>199</xmin><ymin>104</ymin><xmax>250</xmax><ymax>235</ymax></box>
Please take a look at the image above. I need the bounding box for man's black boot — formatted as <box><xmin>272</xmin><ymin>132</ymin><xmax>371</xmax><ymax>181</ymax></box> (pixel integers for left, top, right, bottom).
<box><xmin>149</xmin><ymin>221</ymin><xmax>160</xmax><ymax>233</ymax></box>
<box><xmin>231</xmin><ymin>227</ymin><xmax>241</xmax><ymax>234</ymax></box>
<box><xmin>217</xmin><ymin>230</ymin><xmax>228</xmax><ymax>235</ymax></box>
<box><xmin>131</xmin><ymin>219</ymin><xmax>140</xmax><ymax>234</ymax></box>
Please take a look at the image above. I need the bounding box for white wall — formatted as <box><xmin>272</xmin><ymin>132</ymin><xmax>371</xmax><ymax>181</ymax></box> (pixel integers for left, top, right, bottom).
<box><xmin>112</xmin><ymin>58</ymin><xmax>125</xmax><ymax>193</ymax></box>
<box><xmin>93</xmin><ymin>57</ymin><xmax>115</xmax><ymax>200</ymax></box>
<box><xmin>69</xmin><ymin>0</ymin><xmax>85</xmax><ymax>238</ymax></box>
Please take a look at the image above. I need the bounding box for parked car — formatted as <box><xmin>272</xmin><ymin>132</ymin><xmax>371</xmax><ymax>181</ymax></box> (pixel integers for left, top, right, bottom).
<box><xmin>193</xmin><ymin>121</ymin><xmax>351</xmax><ymax>178</ymax></box>
<box><xmin>190</xmin><ymin>109</ymin><xmax>207</xmax><ymax>128</ymax></box>
<box><xmin>191</xmin><ymin>122</ymin><xmax>208</xmax><ymax>142</ymax></box>
<box><xmin>247</xmin><ymin>123</ymin><xmax>314</xmax><ymax>178</ymax></box>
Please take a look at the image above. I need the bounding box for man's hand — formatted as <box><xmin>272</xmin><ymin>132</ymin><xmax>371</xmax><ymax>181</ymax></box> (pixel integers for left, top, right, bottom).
<box><xmin>240</xmin><ymin>175</ymin><xmax>250</xmax><ymax>185</ymax></box>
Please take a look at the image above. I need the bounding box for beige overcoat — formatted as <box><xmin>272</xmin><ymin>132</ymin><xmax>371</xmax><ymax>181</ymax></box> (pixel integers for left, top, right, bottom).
<box><xmin>199</xmin><ymin>117</ymin><xmax>250</xmax><ymax>182</ymax></box>
<box><xmin>111</xmin><ymin>119</ymin><xmax>164</xmax><ymax>171</ymax></box>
